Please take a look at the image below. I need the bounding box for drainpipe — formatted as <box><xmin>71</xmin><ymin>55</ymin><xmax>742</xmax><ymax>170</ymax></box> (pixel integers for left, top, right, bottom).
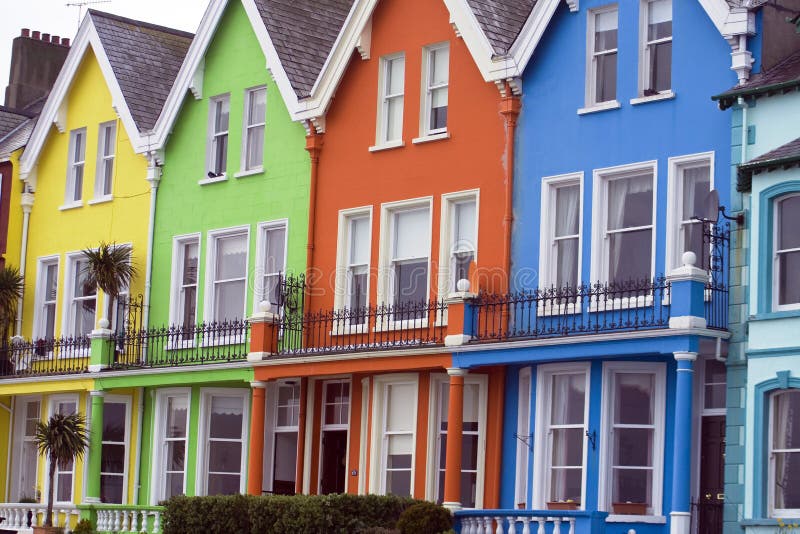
<box><xmin>132</xmin><ymin>386</ymin><xmax>144</xmax><ymax>504</ymax></box>
<box><xmin>142</xmin><ymin>158</ymin><xmax>161</xmax><ymax>331</ymax></box>
<box><xmin>499</xmin><ymin>82</ymin><xmax>521</xmax><ymax>295</ymax></box>
<box><xmin>15</xmin><ymin>191</ymin><xmax>34</xmax><ymax>336</ymax></box>
<box><xmin>738</xmin><ymin>97</ymin><xmax>748</xmax><ymax>165</ymax></box>
<box><xmin>303</xmin><ymin>126</ymin><xmax>324</xmax><ymax>312</ymax></box>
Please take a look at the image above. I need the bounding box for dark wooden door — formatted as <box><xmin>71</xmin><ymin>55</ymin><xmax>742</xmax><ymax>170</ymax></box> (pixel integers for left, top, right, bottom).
<box><xmin>697</xmin><ymin>416</ymin><xmax>725</xmax><ymax>533</ymax></box>
<box><xmin>320</xmin><ymin>430</ymin><xmax>347</xmax><ymax>494</ymax></box>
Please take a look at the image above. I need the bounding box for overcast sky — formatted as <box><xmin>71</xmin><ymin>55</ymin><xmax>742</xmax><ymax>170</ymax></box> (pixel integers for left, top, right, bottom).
<box><xmin>0</xmin><ymin>0</ymin><xmax>208</xmax><ymax>107</ymax></box>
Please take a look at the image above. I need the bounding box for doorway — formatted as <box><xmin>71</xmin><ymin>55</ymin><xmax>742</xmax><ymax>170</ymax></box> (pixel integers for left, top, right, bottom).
<box><xmin>320</xmin><ymin>430</ymin><xmax>348</xmax><ymax>494</ymax></box>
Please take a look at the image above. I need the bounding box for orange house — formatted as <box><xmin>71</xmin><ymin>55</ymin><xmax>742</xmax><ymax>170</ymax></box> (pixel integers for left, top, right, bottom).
<box><xmin>249</xmin><ymin>0</ymin><xmax>533</xmax><ymax>511</ymax></box>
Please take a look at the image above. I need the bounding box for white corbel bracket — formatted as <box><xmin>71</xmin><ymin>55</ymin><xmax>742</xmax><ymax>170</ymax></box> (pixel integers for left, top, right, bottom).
<box><xmin>565</xmin><ymin>0</ymin><xmax>578</xmax><ymax>12</ymax></box>
<box><xmin>189</xmin><ymin>58</ymin><xmax>204</xmax><ymax>100</ymax></box>
<box><xmin>356</xmin><ymin>17</ymin><xmax>372</xmax><ymax>60</ymax></box>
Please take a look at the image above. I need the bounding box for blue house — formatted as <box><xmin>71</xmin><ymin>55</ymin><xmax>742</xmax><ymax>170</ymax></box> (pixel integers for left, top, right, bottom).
<box><xmin>447</xmin><ymin>1</ymin><xmax>759</xmax><ymax>533</ymax></box>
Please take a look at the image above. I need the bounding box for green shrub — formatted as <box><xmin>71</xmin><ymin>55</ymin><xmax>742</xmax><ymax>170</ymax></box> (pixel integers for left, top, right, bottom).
<box><xmin>162</xmin><ymin>494</ymin><xmax>441</xmax><ymax>534</ymax></box>
<box><xmin>70</xmin><ymin>519</ymin><xmax>95</xmax><ymax>534</ymax></box>
<box><xmin>396</xmin><ymin>501</ymin><xmax>454</xmax><ymax>534</ymax></box>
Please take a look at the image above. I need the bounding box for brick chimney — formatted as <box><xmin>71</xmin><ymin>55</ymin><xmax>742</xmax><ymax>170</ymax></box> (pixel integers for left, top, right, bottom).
<box><xmin>4</xmin><ymin>27</ymin><xmax>70</xmax><ymax>111</ymax></box>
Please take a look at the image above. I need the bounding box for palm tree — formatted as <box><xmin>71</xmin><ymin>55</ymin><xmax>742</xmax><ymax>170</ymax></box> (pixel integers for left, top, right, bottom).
<box><xmin>0</xmin><ymin>266</ymin><xmax>24</xmax><ymax>375</ymax></box>
<box><xmin>81</xmin><ymin>242</ymin><xmax>137</xmax><ymax>324</ymax></box>
<box><xmin>34</xmin><ymin>413</ymin><xmax>88</xmax><ymax>528</ymax></box>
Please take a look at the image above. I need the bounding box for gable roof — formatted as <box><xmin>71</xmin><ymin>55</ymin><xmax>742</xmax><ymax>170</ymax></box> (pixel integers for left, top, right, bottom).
<box><xmin>713</xmin><ymin>48</ymin><xmax>800</xmax><ymax>108</ymax></box>
<box><xmin>19</xmin><ymin>11</ymin><xmax>191</xmax><ymax>179</ymax></box>
<box><xmin>465</xmin><ymin>0</ymin><xmax>537</xmax><ymax>56</ymax></box>
<box><xmin>89</xmin><ymin>10</ymin><xmax>193</xmax><ymax>132</ymax></box>
<box><xmin>0</xmin><ymin>106</ymin><xmax>33</xmax><ymax>140</ymax></box>
<box><xmin>0</xmin><ymin>117</ymin><xmax>35</xmax><ymax>158</ymax></box>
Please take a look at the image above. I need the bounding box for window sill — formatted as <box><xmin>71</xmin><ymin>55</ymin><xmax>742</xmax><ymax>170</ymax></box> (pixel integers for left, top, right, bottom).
<box><xmin>412</xmin><ymin>132</ymin><xmax>450</xmax><ymax>144</ymax></box>
<box><xmin>369</xmin><ymin>140</ymin><xmax>405</xmax><ymax>152</ymax></box>
<box><xmin>741</xmin><ymin>518</ymin><xmax>800</xmax><ymax>526</ymax></box>
<box><xmin>630</xmin><ymin>91</ymin><xmax>675</xmax><ymax>105</ymax></box>
<box><xmin>606</xmin><ymin>515</ymin><xmax>666</xmax><ymax>524</ymax></box>
<box><xmin>198</xmin><ymin>174</ymin><xmax>227</xmax><ymax>185</ymax></box>
<box><xmin>234</xmin><ymin>167</ymin><xmax>264</xmax><ymax>179</ymax></box>
<box><xmin>59</xmin><ymin>202</ymin><xmax>83</xmax><ymax>211</ymax></box>
<box><xmin>88</xmin><ymin>195</ymin><xmax>113</xmax><ymax>205</ymax></box>
<box><xmin>577</xmin><ymin>100</ymin><xmax>621</xmax><ymax>115</ymax></box>
<box><xmin>750</xmin><ymin>309</ymin><xmax>800</xmax><ymax>321</ymax></box>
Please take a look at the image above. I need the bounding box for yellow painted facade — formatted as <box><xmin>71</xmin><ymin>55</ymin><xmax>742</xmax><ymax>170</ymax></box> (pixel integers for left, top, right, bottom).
<box><xmin>21</xmin><ymin>46</ymin><xmax>150</xmax><ymax>341</ymax></box>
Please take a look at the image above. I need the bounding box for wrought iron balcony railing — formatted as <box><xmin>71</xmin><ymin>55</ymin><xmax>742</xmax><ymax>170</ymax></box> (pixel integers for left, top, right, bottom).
<box><xmin>0</xmin><ymin>335</ymin><xmax>90</xmax><ymax>379</ymax></box>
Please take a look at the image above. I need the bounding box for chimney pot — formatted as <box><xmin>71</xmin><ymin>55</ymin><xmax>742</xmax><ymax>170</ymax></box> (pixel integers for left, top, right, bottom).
<box><xmin>51</xmin><ymin>35</ymin><xmax>59</xmax><ymax>44</ymax></box>
<box><xmin>61</xmin><ymin>38</ymin><xmax>70</xmax><ymax>47</ymax></box>
<box><xmin>42</xmin><ymin>33</ymin><xmax>50</xmax><ymax>41</ymax></box>
<box><xmin>32</xmin><ymin>31</ymin><xmax>40</xmax><ymax>39</ymax></box>
<box><xmin>21</xmin><ymin>28</ymin><xmax>30</xmax><ymax>38</ymax></box>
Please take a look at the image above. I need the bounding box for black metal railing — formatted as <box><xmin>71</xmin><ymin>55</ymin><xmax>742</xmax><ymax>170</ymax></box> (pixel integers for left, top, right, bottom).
<box><xmin>470</xmin><ymin>277</ymin><xmax>671</xmax><ymax>343</ymax></box>
<box><xmin>276</xmin><ymin>299</ymin><xmax>448</xmax><ymax>357</ymax></box>
<box><xmin>0</xmin><ymin>335</ymin><xmax>91</xmax><ymax>378</ymax></box>
<box><xmin>111</xmin><ymin>320</ymin><xmax>250</xmax><ymax>368</ymax></box>
<box><xmin>703</xmin><ymin>223</ymin><xmax>730</xmax><ymax>331</ymax></box>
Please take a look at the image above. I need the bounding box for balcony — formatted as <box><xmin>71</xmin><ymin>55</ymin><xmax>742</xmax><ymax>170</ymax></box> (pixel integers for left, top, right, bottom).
<box><xmin>0</xmin><ymin>335</ymin><xmax>90</xmax><ymax>379</ymax></box>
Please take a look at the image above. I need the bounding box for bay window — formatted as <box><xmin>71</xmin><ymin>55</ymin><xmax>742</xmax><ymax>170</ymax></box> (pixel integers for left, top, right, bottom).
<box><xmin>774</xmin><ymin>194</ymin><xmax>800</xmax><ymax>310</ymax></box>
<box><xmin>640</xmin><ymin>0</ymin><xmax>672</xmax><ymax>96</ymax></box>
<box><xmin>207</xmin><ymin>229</ymin><xmax>248</xmax><ymax>322</ymax></box>
<box><xmin>200</xmin><ymin>391</ymin><xmax>247</xmax><ymax>496</ymax></box>
<box><xmin>769</xmin><ymin>390</ymin><xmax>800</xmax><ymax>515</ymax></box>
<box><xmin>587</xmin><ymin>7</ymin><xmax>618</xmax><ymax>107</ymax></box>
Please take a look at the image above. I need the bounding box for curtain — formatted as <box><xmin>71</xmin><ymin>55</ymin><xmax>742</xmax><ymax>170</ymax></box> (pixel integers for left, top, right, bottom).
<box><xmin>555</xmin><ymin>185</ymin><xmax>580</xmax><ymax>288</ymax></box>
<box><xmin>607</xmin><ymin>175</ymin><xmax>652</xmax><ymax>283</ymax></box>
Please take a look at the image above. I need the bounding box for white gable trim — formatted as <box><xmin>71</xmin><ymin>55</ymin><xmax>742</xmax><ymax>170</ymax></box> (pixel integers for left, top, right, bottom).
<box><xmin>19</xmin><ymin>15</ymin><xmax>152</xmax><ymax>178</ymax></box>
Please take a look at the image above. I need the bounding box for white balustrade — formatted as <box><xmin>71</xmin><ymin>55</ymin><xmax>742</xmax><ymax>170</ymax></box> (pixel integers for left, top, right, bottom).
<box><xmin>456</xmin><ymin>513</ymin><xmax>577</xmax><ymax>534</ymax></box>
<box><xmin>0</xmin><ymin>503</ymin><xmax>80</xmax><ymax>531</ymax></box>
<box><xmin>95</xmin><ymin>508</ymin><xmax>162</xmax><ymax>534</ymax></box>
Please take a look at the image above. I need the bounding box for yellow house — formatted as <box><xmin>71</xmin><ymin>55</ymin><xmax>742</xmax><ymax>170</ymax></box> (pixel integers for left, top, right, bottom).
<box><xmin>0</xmin><ymin>11</ymin><xmax>191</xmax><ymax>524</ymax></box>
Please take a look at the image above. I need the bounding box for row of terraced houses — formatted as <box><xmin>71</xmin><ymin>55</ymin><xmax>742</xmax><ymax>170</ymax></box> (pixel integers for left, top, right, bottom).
<box><xmin>0</xmin><ymin>0</ymin><xmax>798</xmax><ymax>533</ymax></box>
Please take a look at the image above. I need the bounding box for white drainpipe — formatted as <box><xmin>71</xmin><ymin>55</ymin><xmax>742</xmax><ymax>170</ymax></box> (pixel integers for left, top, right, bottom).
<box><xmin>15</xmin><ymin>192</ymin><xmax>34</xmax><ymax>337</ymax></box>
<box><xmin>142</xmin><ymin>159</ymin><xmax>161</xmax><ymax>331</ymax></box>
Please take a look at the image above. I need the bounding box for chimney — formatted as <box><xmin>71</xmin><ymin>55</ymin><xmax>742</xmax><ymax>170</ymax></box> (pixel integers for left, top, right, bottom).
<box><xmin>4</xmin><ymin>28</ymin><xmax>70</xmax><ymax>110</ymax></box>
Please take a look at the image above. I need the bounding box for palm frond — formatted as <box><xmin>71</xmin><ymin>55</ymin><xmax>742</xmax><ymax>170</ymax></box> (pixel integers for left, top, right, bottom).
<box><xmin>34</xmin><ymin>413</ymin><xmax>89</xmax><ymax>469</ymax></box>
<box><xmin>81</xmin><ymin>242</ymin><xmax>137</xmax><ymax>300</ymax></box>
<box><xmin>0</xmin><ymin>265</ymin><xmax>24</xmax><ymax>327</ymax></box>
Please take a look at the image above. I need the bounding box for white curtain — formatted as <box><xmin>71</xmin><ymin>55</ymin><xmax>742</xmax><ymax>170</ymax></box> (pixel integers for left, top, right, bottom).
<box><xmin>555</xmin><ymin>185</ymin><xmax>580</xmax><ymax>287</ymax></box>
<box><xmin>607</xmin><ymin>175</ymin><xmax>652</xmax><ymax>281</ymax></box>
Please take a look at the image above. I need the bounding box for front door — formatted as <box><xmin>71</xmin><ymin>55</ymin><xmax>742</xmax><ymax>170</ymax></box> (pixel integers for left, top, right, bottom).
<box><xmin>697</xmin><ymin>415</ymin><xmax>725</xmax><ymax>533</ymax></box>
<box><xmin>319</xmin><ymin>430</ymin><xmax>347</xmax><ymax>494</ymax></box>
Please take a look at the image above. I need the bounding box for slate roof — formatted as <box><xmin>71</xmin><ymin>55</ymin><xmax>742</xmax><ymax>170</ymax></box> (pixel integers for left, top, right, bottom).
<box><xmin>0</xmin><ymin>106</ymin><xmax>32</xmax><ymax>140</ymax></box>
<box><xmin>737</xmin><ymin>136</ymin><xmax>800</xmax><ymax>192</ymax></box>
<box><xmin>713</xmin><ymin>48</ymin><xmax>800</xmax><ymax>108</ymax></box>
<box><xmin>466</xmin><ymin>0</ymin><xmax>537</xmax><ymax>56</ymax></box>
<box><xmin>252</xmin><ymin>0</ymin><xmax>354</xmax><ymax>99</ymax></box>
<box><xmin>0</xmin><ymin>117</ymin><xmax>35</xmax><ymax>157</ymax></box>
<box><xmin>89</xmin><ymin>10</ymin><xmax>193</xmax><ymax>132</ymax></box>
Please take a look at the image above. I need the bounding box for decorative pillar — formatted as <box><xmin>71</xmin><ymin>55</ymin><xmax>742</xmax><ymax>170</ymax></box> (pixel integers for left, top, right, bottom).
<box><xmin>89</xmin><ymin>318</ymin><xmax>114</xmax><ymax>372</ymax></box>
<box><xmin>443</xmin><ymin>368</ymin><xmax>467</xmax><ymax>511</ymax></box>
<box><xmin>667</xmin><ymin>251</ymin><xmax>708</xmax><ymax>330</ymax></box>
<box><xmin>247</xmin><ymin>301</ymin><xmax>280</xmax><ymax>362</ymax></box>
<box><xmin>86</xmin><ymin>390</ymin><xmax>106</xmax><ymax>504</ymax></box>
<box><xmin>670</xmin><ymin>351</ymin><xmax>697</xmax><ymax>534</ymax></box>
<box><xmin>247</xmin><ymin>382</ymin><xmax>267</xmax><ymax>495</ymax></box>
<box><xmin>444</xmin><ymin>280</ymin><xmax>477</xmax><ymax>347</ymax></box>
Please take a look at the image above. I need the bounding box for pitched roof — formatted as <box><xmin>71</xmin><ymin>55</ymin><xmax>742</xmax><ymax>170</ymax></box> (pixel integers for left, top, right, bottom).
<box><xmin>465</xmin><ymin>0</ymin><xmax>537</xmax><ymax>56</ymax></box>
<box><xmin>737</xmin><ymin>136</ymin><xmax>800</xmax><ymax>192</ymax></box>
<box><xmin>0</xmin><ymin>106</ymin><xmax>33</xmax><ymax>140</ymax></box>
<box><xmin>89</xmin><ymin>10</ymin><xmax>193</xmax><ymax>132</ymax></box>
<box><xmin>0</xmin><ymin>117</ymin><xmax>35</xmax><ymax>157</ymax></box>
<box><xmin>713</xmin><ymin>48</ymin><xmax>800</xmax><ymax>108</ymax></box>
<box><xmin>251</xmin><ymin>0</ymin><xmax>354</xmax><ymax>98</ymax></box>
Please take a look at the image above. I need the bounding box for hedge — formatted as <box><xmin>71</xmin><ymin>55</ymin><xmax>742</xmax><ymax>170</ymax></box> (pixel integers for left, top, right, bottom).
<box><xmin>162</xmin><ymin>494</ymin><xmax>452</xmax><ymax>534</ymax></box>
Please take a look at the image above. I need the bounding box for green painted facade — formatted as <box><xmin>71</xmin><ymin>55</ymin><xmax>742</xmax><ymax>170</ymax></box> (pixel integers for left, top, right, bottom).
<box><xmin>148</xmin><ymin>0</ymin><xmax>310</xmax><ymax>330</ymax></box>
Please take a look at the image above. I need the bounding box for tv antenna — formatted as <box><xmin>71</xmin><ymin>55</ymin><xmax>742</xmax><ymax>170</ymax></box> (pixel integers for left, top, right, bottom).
<box><xmin>65</xmin><ymin>0</ymin><xmax>112</xmax><ymax>25</ymax></box>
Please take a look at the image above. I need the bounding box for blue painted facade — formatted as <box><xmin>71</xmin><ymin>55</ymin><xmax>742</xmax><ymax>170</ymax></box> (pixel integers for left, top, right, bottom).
<box><xmin>454</xmin><ymin>1</ymin><xmax>745</xmax><ymax>532</ymax></box>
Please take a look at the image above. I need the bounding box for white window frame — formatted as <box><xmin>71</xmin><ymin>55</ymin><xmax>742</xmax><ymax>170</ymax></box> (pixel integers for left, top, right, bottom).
<box><xmin>11</xmin><ymin>396</ymin><xmax>41</xmax><ymax>502</ymax></box>
<box><xmin>205</xmin><ymin>94</ymin><xmax>230</xmax><ymax>181</ymax></box>
<box><xmin>590</xmin><ymin>161</ymin><xmax>658</xmax><ymax>293</ymax></box>
<box><xmin>264</xmin><ymin>379</ymin><xmax>302</xmax><ymax>494</ymax></box>
<box><xmin>666</xmin><ymin>153</ymin><xmax>714</xmax><ymax>273</ymax></box>
<box><xmin>253</xmin><ymin>220</ymin><xmax>288</xmax><ymax>313</ymax></box>
<box><xmin>532</xmin><ymin>362</ymin><xmax>591</xmax><ymax>510</ymax></box>
<box><xmin>585</xmin><ymin>5</ymin><xmax>619</xmax><ymax>109</ymax></box>
<box><xmin>369</xmin><ymin>373</ymin><xmax>419</xmax><ymax>496</ymax></box>
<box><xmin>773</xmin><ymin>193</ymin><xmax>800</xmax><ymax>312</ymax></box>
<box><xmin>203</xmin><ymin>226</ymin><xmax>250</xmax><ymax>324</ymax></box>
<box><xmin>426</xmin><ymin>373</ymin><xmax>487</xmax><ymax>509</ymax></box>
<box><xmin>33</xmin><ymin>256</ymin><xmax>60</xmax><ymax>341</ymax></box>
<box><xmin>151</xmin><ymin>388</ymin><xmax>191</xmax><ymax>504</ymax></box>
<box><xmin>437</xmin><ymin>190</ymin><xmax>479</xmax><ymax>296</ymax></box>
<box><xmin>377</xmin><ymin>197</ymin><xmax>433</xmax><ymax>317</ymax></box>
<box><xmin>168</xmin><ymin>234</ymin><xmax>202</xmax><ymax>341</ymax></box>
<box><xmin>637</xmin><ymin>0</ymin><xmax>673</xmax><ymax>98</ymax></box>
<box><xmin>515</xmin><ymin>367</ymin><xmax>532</xmax><ymax>509</ymax></box>
<box><xmin>98</xmin><ymin>394</ymin><xmax>132</xmax><ymax>504</ymax></box>
<box><xmin>196</xmin><ymin>388</ymin><xmax>249</xmax><ymax>496</ymax></box>
<box><xmin>93</xmin><ymin>121</ymin><xmax>116</xmax><ymax>200</ymax></box>
<box><xmin>373</xmin><ymin>53</ymin><xmax>406</xmax><ymax>150</ymax></box>
<box><xmin>64</xmin><ymin>128</ymin><xmax>86</xmax><ymax>206</ymax></box>
<box><xmin>539</xmin><ymin>173</ymin><xmax>583</xmax><ymax>290</ymax></box>
<box><xmin>47</xmin><ymin>394</ymin><xmax>80</xmax><ymax>504</ymax></box>
<box><xmin>768</xmin><ymin>389</ymin><xmax>800</xmax><ymax>518</ymax></box>
<box><xmin>239</xmin><ymin>86</ymin><xmax>267</xmax><ymax>175</ymax></box>
<box><xmin>598</xmin><ymin>361</ymin><xmax>666</xmax><ymax>520</ymax></box>
<box><xmin>62</xmin><ymin>251</ymin><xmax>97</xmax><ymax>342</ymax></box>
<box><xmin>420</xmin><ymin>42</ymin><xmax>450</xmax><ymax>138</ymax></box>
<box><xmin>334</xmin><ymin>207</ymin><xmax>373</xmax><ymax>326</ymax></box>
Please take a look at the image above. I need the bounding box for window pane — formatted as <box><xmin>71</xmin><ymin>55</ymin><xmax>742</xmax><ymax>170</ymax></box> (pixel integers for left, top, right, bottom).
<box><xmin>386</xmin><ymin>96</ymin><xmax>403</xmax><ymax>142</ymax></box>
<box><xmin>461</xmin><ymin>472</ymin><xmax>478</xmax><ymax>508</ymax></box>
<box><xmin>20</xmin><ymin>442</ymin><xmax>38</xmax><ymax>497</ymax></box>
<box><xmin>101</xmin><ymin>444</ymin><xmax>126</xmax><ymax>474</ymax></box>
<box><xmin>216</xmin><ymin>236</ymin><xmax>247</xmax><ymax>279</ymax></box>
<box><xmin>74</xmin><ymin>261</ymin><xmax>96</xmax><ymax>297</ymax></box>
<box><xmin>551</xmin><ymin>374</ymin><xmax>585</xmax><ymax>425</ymax></box>
<box><xmin>76</xmin><ymin>299</ymin><xmax>96</xmax><ymax>337</ymax></box>
<box><xmin>208</xmin><ymin>441</ymin><xmax>242</xmax><ymax>473</ymax></box>
<box><xmin>595</xmin><ymin>11</ymin><xmax>618</xmax><ymax>50</ymax></box>
<box><xmin>556</xmin><ymin>239</ymin><xmax>579</xmax><ymax>288</ymax></box>
<box><xmin>681</xmin><ymin>166</ymin><xmax>710</xmax><ymax>221</ymax></box>
<box><xmin>648</xmin><ymin>0</ymin><xmax>672</xmax><ymax>40</ymax></box>
<box><xmin>277</xmin><ymin>385</ymin><xmax>300</xmax><ymax>427</ymax></box>
<box><xmin>394</xmin><ymin>261</ymin><xmax>428</xmax><ymax>306</ymax></box>
<box><xmin>246</xmin><ymin>125</ymin><xmax>265</xmax><ymax>169</ymax></box>
<box><xmin>649</xmin><ymin>41</ymin><xmax>671</xmax><ymax>93</ymax></box>
<box><xmin>386</xmin><ymin>384</ymin><xmax>414</xmax><ymax>432</ymax></box>
<box><xmin>775</xmin><ymin>452</ymin><xmax>800</xmax><ymax>509</ymax></box>
<box><xmin>214</xmin><ymin>280</ymin><xmax>245</xmax><ymax>320</ymax></box>
<box><xmin>209</xmin><ymin>396</ymin><xmax>243</xmax><ymax>439</ymax></box>
<box><xmin>100</xmin><ymin>474</ymin><xmax>123</xmax><ymax>504</ymax></box>
<box><xmin>45</xmin><ymin>264</ymin><xmax>58</xmax><ymax>301</ymax></box>
<box><xmin>773</xmin><ymin>391</ymin><xmax>800</xmax><ymax>450</ymax></box>
<box><xmin>779</xmin><ymin>251</ymin><xmax>800</xmax><ymax>306</ymax></box>
<box><xmin>166</xmin><ymin>473</ymin><xmax>183</xmax><ymax>498</ymax></box>
<box><xmin>182</xmin><ymin>243</ymin><xmax>199</xmax><ymax>285</ymax></box>
<box><xmin>103</xmin><ymin>403</ymin><xmax>126</xmax><ymax>442</ymax></box>
<box><xmin>394</xmin><ymin>209</ymin><xmax>430</xmax><ymax>259</ymax></box>
<box><xmin>613</xmin><ymin>428</ymin><xmax>654</xmax><ymax>466</ymax></box>
<box><xmin>207</xmin><ymin>474</ymin><xmax>240</xmax><ymax>496</ymax></box>
<box><xmin>248</xmin><ymin>89</ymin><xmax>266</xmax><ymax>125</ymax></box>
<box><xmin>215</xmin><ymin>98</ymin><xmax>230</xmax><ymax>132</ymax></box>
<box><xmin>166</xmin><ymin>396</ymin><xmax>188</xmax><ymax>438</ymax></box>
<box><xmin>167</xmin><ymin>441</ymin><xmax>185</xmax><ymax>470</ymax></box>
<box><xmin>452</xmin><ymin>252</ymin><xmax>474</xmax><ymax>288</ymax></box>
<box><xmin>552</xmin><ymin>428</ymin><xmax>584</xmax><ymax>467</ymax></box>
<box><xmin>614</xmin><ymin>373</ymin><xmax>654</xmax><ymax>425</ymax></box>
<box><xmin>387</xmin><ymin>57</ymin><xmax>404</xmax><ymax>95</ymax></box>
<box><xmin>103</xmin><ymin>124</ymin><xmax>115</xmax><ymax>157</ymax></box>
<box><xmin>349</xmin><ymin>269</ymin><xmax>368</xmax><ymax>311</ymax></box>
<box><xmin>550</xmin><ymin>468</ymin><xmax>582</xmax><ymax>503</ymax></box>
<box><xmin>608</xmin><ymin>175</ymin><xmax>653</xmax><ymax>230</ymax></box>
<box><xmin>596</xmin><ymin>53</ymin><xmax>617</xmax><ymax>103</ymax></box>
<box><xmin>386</xmin><ymin>469</ymin><xmax>411</xmax><ymax>497</ymax></box>
<box><xmin>431</xmin><ymin>47</ymin><xmax>449</xmax><ymax>86</ymax></box>
<box><xmin>273</xmin><ymin>432</ymin><xmax>298</xmax><ymax>492</ymax></box>
<box><xmin>350</xmin><ymin>217</ymin><xmax>370</xmax><ymax>265</ymax></box>
<box><xmin>555</xmin><ymin>185</ymin><xmax>580</xmax><ymax>237</ymax></box>
<box><xmin>609</xmin><ymin>230</ymin><xmax>652</xmax><ymax>284</ymax></box>
<box><xmin>213</xmin><ymin>135</ymin><xmax>227</xmax><ymax>175</ymax></box>
<box><xmin>56</xmin><ymin>473</ymin><xmax>72</xmax><ymax>502</ymax></box>
<box><xmin>430</xmin><ymin>87</ymin><xmax>448</xmax><ymax>131</ymax></box>
<box><xmin>612</xmin><ymin>468</ymin><xmax>652</xmax><ymax>507</ymax></box>
<box><xmin>103</xmin><ymin>159</ymin><xmax>114</xmax><ymax>195</ymax></box>
<box><xmin>454</xmin><ymin>201</ymin><xmax>477</xmax><ymax>250</ymax></box>
<box><xmin>265</xmin><ymin>228</ymin><xmax>286</xmax><ymax>274</ymax></box>
<box><xmin>462</xmin><ymin>433</ymin><xmax>479</xmax><ymax>470</ymax></box>
<box><xmin>779</xmin><ymin>196</ymin><xmax>800</xmax><ymax>250</ymax></box>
